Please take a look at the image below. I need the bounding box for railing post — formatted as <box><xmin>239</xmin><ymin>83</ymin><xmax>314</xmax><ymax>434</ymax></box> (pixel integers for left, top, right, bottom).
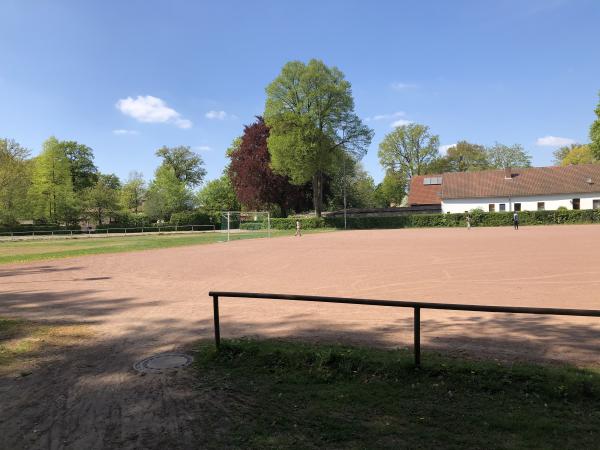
<box><xmin>213</xmin><ymin>295</ymin><xmax>221</xmax><ymax>349</ymax></box>
<box><xmin>414</xmin><ymin>307</ymin><xmax>421</xmax><ymax>367</ymax></box>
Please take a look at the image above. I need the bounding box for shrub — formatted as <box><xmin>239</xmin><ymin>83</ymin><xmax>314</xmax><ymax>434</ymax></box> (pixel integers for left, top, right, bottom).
<box><xmin>269</xmin><ymin>217</ymin><xmax>327</xmax><ymax>230</ymax></box>
<box><xmin>169</xmin><ymin>210</ymin><xmax>214</xmax><ymax>226</ymax></box>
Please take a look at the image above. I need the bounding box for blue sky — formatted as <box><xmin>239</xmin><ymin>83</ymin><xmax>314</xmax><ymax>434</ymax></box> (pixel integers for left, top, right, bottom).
<box><xmin>1</xmin><ymin>0</ymin><xmax>599</xmax><ymax>185</ymax></box>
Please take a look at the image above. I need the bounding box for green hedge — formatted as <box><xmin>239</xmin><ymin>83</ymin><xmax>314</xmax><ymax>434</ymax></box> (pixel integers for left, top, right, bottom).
<box><xmin>169</xmin><ymin>211</ymin><xmax>214</xmax><ymax>226</ymax></box>
<box><xmin>269</xmin><ymin>217</ymin><xmax>327</xmax><ymax>230</ymax></box>
<box><xmin>271</xmin><ymin>209</ymin><xmax>600</xmax><ymax>230</ymax></box>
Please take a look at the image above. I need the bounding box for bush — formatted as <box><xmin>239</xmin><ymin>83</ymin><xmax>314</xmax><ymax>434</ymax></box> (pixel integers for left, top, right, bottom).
<box><xmin>269</xmin><ymin>217</ymin><xmax>327</xmax><ymax>230</ymax></box>
<box><xmin>319</xmin><ymin>209</ymin><xmax>600</xmax><ymax>230</ymax></box>
<box><xmin>169</xmin><ymin>210</ymin><xmax>214</xmax><ymax>226</ymax></box>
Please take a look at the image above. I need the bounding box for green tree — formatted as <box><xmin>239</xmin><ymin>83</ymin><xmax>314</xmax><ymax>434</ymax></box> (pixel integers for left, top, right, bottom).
<box><xmin>553</xmin><ymin>143</ymin><xmax>580</xmax><ymax>165</ymax></box>
<box><xmin>59</xmin><ymin>140</ymin><xmax>99</xmax><ymax>191</ymax></box>
<box><xmin>196</xmin><ymin>175</ymin><xmax>240</xmax><ymax>213</ymax></box>
<box><xmin>0</xmin><ymin>139</ymin><xmax>32</xmax><ymax>225</ymax></box>
<box><xmin>590</xmin><ymin>91</ymin><xmax>600</xmax><ymax>159</ymax></box>
<box><xmin>560</xmin><ymin>144</ymin><xmax>597</xmax><ymax>166</ymax></box>
<box><xmin>85</xmin><ymin>174</ymin><xmax>121</xmax><ymax>224</ymax></box>
<box><xmin>378</xmin><ymin>123</ymin><xmax>440</xmax><ymax>178</ymax></box>
<box><xmin>155</xmin><ymin>146</ymin><xmax>206</xmax><ymax>187</ymax></box>
<box><xmin>430</xmin><ymin>141</ymin><xmax>490</xmax><ymax>173</ymax></box>
<box><xmin>264</xmin><ymin>59</ymin><xmax>373</xmax><ymax>216</ymax></box>
<box><xmin>486</xmin><ymin>143</ymin><xmax>531</xmax><ymax>168</ymax></box>
<box><xmin>374</xmin><ymin>171</ymin><xmax>406</xmax><ymax>207</ymax></box>
<box><xmin>145</xmin><ymin>165</ymin><xmax>192</xmax><ymax>221</ymax></box>
<box><xmin>328</xmin><ymin>158</ymin><xmax>377</xmax><ymax>210</ymax></box>
<box><xmin>29</xmin><ymin>137</ymin><xmax>77</xmax><ymax>223</ymax></box>
<box><xmin>120</xmin><ymin>171</ymin><xmax>146</xmax><ymax>213</ymax></box>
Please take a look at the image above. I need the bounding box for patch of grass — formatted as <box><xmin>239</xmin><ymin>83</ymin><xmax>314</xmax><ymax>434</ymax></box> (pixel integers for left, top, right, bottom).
<box><xmin>194</xmin><ymin>339</ymin><xmax>600</xmax><ymax>449</ymax></box>
<box><xmin>0</xmin><ymin>228</ymin><xmax>335</xmax><ymax>265</ymax></box>
<box><xmin>0</xmin><ymin>317</ymin><xmax>91</xmax><ymax>376</ymax></box>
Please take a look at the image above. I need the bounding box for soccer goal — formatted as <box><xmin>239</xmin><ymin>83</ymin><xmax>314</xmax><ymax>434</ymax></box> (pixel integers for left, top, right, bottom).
<box><xmin>220</xmin><ymin>211</ymin><xmax>271</xmax><ymax>241</ymax></box>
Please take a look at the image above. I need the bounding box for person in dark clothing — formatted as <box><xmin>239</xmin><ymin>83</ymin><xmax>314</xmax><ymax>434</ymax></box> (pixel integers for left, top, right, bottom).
<box><xmin>513</xmin><ymin>212</ymin><xmax>519</xmax><ymax>230</ymax></box>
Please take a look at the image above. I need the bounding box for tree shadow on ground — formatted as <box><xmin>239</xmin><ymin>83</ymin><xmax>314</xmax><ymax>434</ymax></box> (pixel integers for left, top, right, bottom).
<box><xmin>0</xmin><ymin>264</ymin><xmax>83</xmax><ymax>278</ymax></box>
<box><xmin>0</xmin><ymin>291</ymin><xmax>599</xmax><ymax>450</ymax></box>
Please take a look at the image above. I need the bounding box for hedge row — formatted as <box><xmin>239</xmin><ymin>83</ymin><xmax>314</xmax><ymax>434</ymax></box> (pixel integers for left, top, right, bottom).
<box><xmin>268</xmin><ymin>209</ymin><xmax>600</xmax><ymax>230</ymax></box>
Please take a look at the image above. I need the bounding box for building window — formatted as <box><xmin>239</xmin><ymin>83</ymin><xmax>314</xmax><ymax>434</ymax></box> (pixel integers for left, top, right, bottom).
<box><xmin>499</xmin><ymin>204</ymin><xmax>506</xmax><ymax>211</ymax></box>
<box><xmin>514</xmin><ymin>203</ymin><xmax>521</xmax><ymax>211</ymax></box>
<box><xmin>593</xmin><ymin>199</ymin><xmax>600</xmax><ymax>210</ymax></box>
<box><xmin>572</xmin><ymin>198</ymin><xmax>580</xmax><ymax>210</ymax></box>
<box><xmin>488</xmin><ymin>204</ymin><xmax>495</xmax><ymax>212</ymax></box>
<box><xmin>537</xmin><ymin>202</ymin><xmax>545</xmax><ymax>211</ymax></box>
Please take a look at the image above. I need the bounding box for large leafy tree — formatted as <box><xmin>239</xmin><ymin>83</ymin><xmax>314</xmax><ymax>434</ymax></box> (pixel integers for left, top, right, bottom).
<box><xmin>553</xmin><ymin>143</ymin><xmax>580</xmax><ymax>165</ymax></box>
<box><xmin>438</xmin><ymin>141</ymin><xmax>489</xmax><ymax>172</ymax></box>
<box><xmin>228</xmin><ymin>117</ymin><xmax>311</xmax><ymax>216</ymax></box>
<box><xmin>155</xmin><ymin>145</ymin><xmax>206</xmax><ymax>187</ymax></box>
<box><xmin>264</xmin><ymin>59</ymin><xmax>373</xmax><ymax>216</ymax></box>
<box><xmin>378</xmin><ymin>123</ymin><xmax>440</xmax><ymax>178</ymax></box>
<box><xmin>590</xmin><ymin>91</ymin><xmax>600</xmax><ymax>159</ymax></box>
<box><xmin>85</xmin><ymin>174</ymin><xmax>121</xmax><ymax>224</ymax></box>
<box><xmin>29</xmin><ymin>137</ymin><xmax>77</xmax><ymax>223</ymax></box>
<box><xmin>374</xmin><ymin>171</ymin><xmax>406</xmax><ymax>207</ymax></box>
<box><xmin>59</xmin><ymin>141</ymin><xmax>99</xmax><ymax>192</ymax></box>
<box><xmin>196</xmin><ymin>175</ymin><xmax>240</xmax><ymax>213</ymax></box>
<box><xmin>145</xmin><ymin>165</ymin><xmax>193</xmax><ymax>221</ymax></box>
<box><xmin>0</xmin><ymin>139</ymin><xmax>32</xmax><ymax>225</ymax></box>
<box><xmin>560</xmin><ymin>144</ymin><xmax>597</xmax><ymax>166</ymax></box>
<box><xmin>486</xmin><ymin>143</ymin><xmax>531</xmax><ymax>168</ymax></box>
<box><xmin>120</xmin><ymin>171</ymin><xmax>146</xmax><ymax>213</ymax></box>
<box><xmin>327</xmin><ymin>156</ymin><xmax>377</xmax><ymax>210</ymax></box>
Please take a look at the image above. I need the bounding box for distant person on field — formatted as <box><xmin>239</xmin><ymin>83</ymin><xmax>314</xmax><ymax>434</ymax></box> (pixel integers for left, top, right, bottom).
<box><xmin>513</xmin><ymin>212</ymin><xmax>519</xmax><ymax>230</ymax></box>
<box><xmin>466</xmin><ymin>214</ymin><xmax>471</xmax><ymax>230</ymax></box>
<box><xmin>295</xmin><ymin>220</ymin><xmax>302</xmax><ymax>237</ymax></box>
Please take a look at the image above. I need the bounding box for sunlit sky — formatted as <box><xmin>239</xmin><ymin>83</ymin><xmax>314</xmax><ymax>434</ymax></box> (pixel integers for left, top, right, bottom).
<box><xmin>1</xmin><ymin>0</ymin><xmax>599</xmax><ymax>184</ymax></box>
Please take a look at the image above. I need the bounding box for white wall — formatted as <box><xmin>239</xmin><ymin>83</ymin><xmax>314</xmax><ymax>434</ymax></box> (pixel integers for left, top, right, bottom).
<box><xmin>442</xmin><ymin>193</ymin><xmax>600</xmax><ymax>213</ymax></box>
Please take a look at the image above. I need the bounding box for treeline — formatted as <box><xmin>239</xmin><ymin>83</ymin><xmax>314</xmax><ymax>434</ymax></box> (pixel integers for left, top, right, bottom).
<box><xmin>0</xmin><ymin>137</ymin><xmax>213</xmax><ymax>227</ymax></box>
<box><xmin>2</xmin><ymin>61</ymin><xmax>599</xmax><ymax>227</ymax></box>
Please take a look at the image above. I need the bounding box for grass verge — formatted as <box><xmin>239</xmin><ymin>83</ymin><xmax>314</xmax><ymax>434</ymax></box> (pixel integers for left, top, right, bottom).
<box><xmin>194</xmin><ymin>339</ymin><xmax>600</xmax><ymax>449</ymax></box>
<box><xmin>0</xmin><ymin>317</ymin><xmax>91</xmax><ymax>376</ymax></box>
<box><xmin>0</xmin><ymin>228</ymin><xmax>335</xmax><ymax>265</ymax></box>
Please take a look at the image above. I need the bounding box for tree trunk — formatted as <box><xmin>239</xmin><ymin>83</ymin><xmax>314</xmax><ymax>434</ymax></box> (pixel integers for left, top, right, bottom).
<box><xmin>312</xmin><ymin>172</ymin><xmax>323</xmax><ymax>217</ymax></box>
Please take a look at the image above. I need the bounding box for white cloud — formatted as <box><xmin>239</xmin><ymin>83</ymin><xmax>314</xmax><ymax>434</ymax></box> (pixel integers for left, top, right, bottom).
<box><xmin>205</xmin><ymin>110</ymin><xmax>234</xmax><ymax>120</ymax></box>
<box><xmin>112</xmin><ymin>129</ymin><xmax>139</xmax><ymax>135</ymax></box>
<box><xmin>535</xmin><ymin>135</ymin><xmax>576</xmax><ymax>147</ymax></box>
<box><xmin>193</xmin><ymin>145</ymin><xmax>212</xmax><ymax>152</ymax></box>
<box><xmin>439</xmin><ymin>143</ymin><xmax>457</xmax><ymax>155</ymax></box>
<box><xmin>391</xmin><ymin>82</ymin><xmax>418</xmax><ymax>91</ymax></box>
<box><xmin>116</xmin><ymin>95</ymin><xmax>192</xmax><ymax>129</ymax></box>
<box><xmin>366</xmin><ymin>111</ymin><xmax>406</xmax><ymax>122</ymax></box>
<box><xmin>391</xmin><ymin>119</ymin><xmax>412</xmax><ymax>128</ymax></box>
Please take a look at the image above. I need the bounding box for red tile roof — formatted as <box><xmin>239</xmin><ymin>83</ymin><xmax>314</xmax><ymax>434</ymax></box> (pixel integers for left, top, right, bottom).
<box><xmin>407</xmin><ymin>175</ymin><xmax>443</xmax><ymax>206</ymax></box>
<box><xmin>442</xmin><ymin>164</ymin><xmax>600</xmax><ymax>199</ymax></box>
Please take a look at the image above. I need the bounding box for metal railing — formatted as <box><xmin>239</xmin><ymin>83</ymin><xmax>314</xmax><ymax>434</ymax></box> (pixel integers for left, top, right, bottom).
<box><xmin>208</xmin><ymin>291</ymin><xmax>600</xmax><ymax>366</ymax></box>
<box><xmin>0</xmin><ymin>224</ymin><xmax>216</xmax><ymax>240</ymax></box>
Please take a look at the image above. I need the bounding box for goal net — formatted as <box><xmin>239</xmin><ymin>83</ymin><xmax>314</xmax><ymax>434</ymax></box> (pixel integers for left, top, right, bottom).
<box><xmin>220</xmin><ymin>211</ymin><xmax>271</xmax><ymax>241</ymax></box>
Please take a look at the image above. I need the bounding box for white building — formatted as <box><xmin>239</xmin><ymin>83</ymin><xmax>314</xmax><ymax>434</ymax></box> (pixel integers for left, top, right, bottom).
<box><xmin>408</xmin><ymin>164</ymin><xmax>600</xmax><ymax>214</ymax></box>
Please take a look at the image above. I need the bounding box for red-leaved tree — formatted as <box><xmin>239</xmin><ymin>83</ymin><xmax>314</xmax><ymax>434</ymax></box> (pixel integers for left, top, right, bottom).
<box><xmin>229</xmin><ymin>117</ymin><xmax>311</xmax><ymax>216</ymax></box>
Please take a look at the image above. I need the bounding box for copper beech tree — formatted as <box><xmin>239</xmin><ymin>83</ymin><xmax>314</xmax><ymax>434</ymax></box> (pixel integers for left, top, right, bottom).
<box><xmin>228</xmin><ymin>117</ymin><xmax>311</xmax><ymax>216</ymax></box>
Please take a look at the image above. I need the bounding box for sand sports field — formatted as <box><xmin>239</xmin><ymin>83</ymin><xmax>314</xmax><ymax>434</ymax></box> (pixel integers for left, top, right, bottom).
<box><xmin>1</xmin><ymin>225</ymin><xmax>599</xmax><ymax>448</ymax></box>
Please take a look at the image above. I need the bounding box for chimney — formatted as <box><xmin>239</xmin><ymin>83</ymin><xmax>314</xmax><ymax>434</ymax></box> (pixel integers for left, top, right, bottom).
<box><xmin>504</xmin><ymin>167</ymin><xmax>512</xmax><ymax>180</ymax></box>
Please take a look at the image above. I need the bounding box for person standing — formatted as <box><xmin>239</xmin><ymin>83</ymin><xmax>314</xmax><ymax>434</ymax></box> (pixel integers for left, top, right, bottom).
<box><xmin>466</xmin><ymin>214</ymin><xmax>471</xmax><ymax>230</ymax></box>
<box><xmin>513</xmin><ymin>211</ymin><xmax>519</xmax><ymax>230</ymax></box>
<box><xmin>295</xmin><ymin>220</ymin><xmax>302</xmax><ymax>237</ymax></box>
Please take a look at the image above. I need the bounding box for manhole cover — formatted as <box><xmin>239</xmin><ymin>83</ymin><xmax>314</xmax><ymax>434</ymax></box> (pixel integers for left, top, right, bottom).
<box><xmin>133</xmin><ymin>353</ymin><xmax>193</xmax><ymax>374</ymax></box>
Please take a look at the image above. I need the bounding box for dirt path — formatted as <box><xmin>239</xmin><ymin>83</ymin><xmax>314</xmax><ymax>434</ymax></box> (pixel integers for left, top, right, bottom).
<box><xmin>1</xmin><ymin>226</ymin><xmax>600</xmax><ymax>449</ymax></box>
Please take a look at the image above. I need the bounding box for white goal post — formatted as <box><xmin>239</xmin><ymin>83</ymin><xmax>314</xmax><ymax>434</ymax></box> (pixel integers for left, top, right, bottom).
<box><xmin>220</xmin><ymin>211</ymin><xmax>271</xmax><ymax>241</ymax></box>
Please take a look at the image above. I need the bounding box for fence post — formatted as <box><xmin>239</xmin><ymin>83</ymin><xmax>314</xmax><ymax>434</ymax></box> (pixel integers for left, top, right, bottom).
<box><xmin>213</xmin><ymin>295</ymin><xmax>221</xmax><ymax>349</ymax></box>
<box><xmin>414</xmin><ymin>307</ymin><xmax>421</xmax><ymax>367</ymax></box>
